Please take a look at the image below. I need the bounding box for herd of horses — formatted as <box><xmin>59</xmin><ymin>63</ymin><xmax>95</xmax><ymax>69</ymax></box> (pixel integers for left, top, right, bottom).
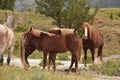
<box><xmin>0</xmin><ymin>13</ymin><xmax>104</xmax><ymax>73</ymax></box>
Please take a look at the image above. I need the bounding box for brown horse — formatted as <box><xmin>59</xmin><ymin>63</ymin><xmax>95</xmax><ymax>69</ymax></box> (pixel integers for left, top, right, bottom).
<box><xmin>82</xmin><ymin>22</ymin><xmax>104</xmax><ymax>66</ymax></box>
<box><xmin>20</xmin><ymin>28</ymin><xmax>82</xmax><ymax>72</ymax></box>
<box><xmin>45</xmin><ymin>28</ymin><xmax>80</xmax><ymax>70</ymax></box>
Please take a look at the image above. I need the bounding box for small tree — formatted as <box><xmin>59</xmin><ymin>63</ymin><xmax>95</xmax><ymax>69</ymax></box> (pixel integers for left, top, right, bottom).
<box><xmin>0</xmin><ymin>0</ymin><xmax>16</xmax><ymax>11</ymax></box>
<box><xmin>35</xmin><ymin>0</ymin><xmax>66</xmax><ymax>27</ymax></box>
<box><xmin>35</xmin><ymin>0</ymin><xmax>98</xmax><ymax>35</ymax></box>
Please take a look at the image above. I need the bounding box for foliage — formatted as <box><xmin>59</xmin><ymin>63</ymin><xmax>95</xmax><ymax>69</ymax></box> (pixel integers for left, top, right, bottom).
<box><xmin>110</xmin><ymin>13</ymin><xmax>113</xmax><ymax>20</ymax></box>
<box><xmin>90</xmin><ymin>59</ymin><xmax>120</xmax><ymax>76</ymax></box>
<box><xmin>14</xmin><ymin>24</ymin><xmax>29</xmax><ymax>32</ymax></box>
<box><xmin>35</xmin><ymin>0</ymin><xmax>65</xmax><ymax>27</ymax></box>
<box><xmin>0</xmin><ymin>0</ymin><xmax>16</xmax><ymax>11</ymax></box>
<box><xmin>35</xmin><ymin>0</ymin><xmax>98</xmax><ymax>35</ymax></box>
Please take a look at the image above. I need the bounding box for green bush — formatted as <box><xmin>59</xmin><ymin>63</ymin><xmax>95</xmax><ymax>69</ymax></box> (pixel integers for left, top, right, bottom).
<box><xmin>110</xmin><ymin>13</ymin><xmax>113</xmax><ymax>20</ymax></box>
<box><xmin>118</xmin><ymin>38</ymin><xmax>120</xmax><ymax>43</ymax></box>
<box><xmin>14</xmin><ymin>24</ymin><xmax>29</xmax><ymax>32</ymax></box>
<box><xmin>90</xmin><ymin>59</ymin><xmax>120</xmax><ymax>76</ymax></box>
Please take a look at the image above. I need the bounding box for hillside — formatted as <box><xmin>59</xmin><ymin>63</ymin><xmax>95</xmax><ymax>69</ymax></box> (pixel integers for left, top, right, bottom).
<box><xmin>14</xmin><ymin>0</ymin><xmax>120</xmax><ymax>12</ymax></box>
<box><xmin>0</xmin><ymin>8</ymin><xmax>120</xmax><ymax>58</ymax></box>
<box><xmin>0</xmin><ymin>8</ymin><xmax>120</xmax><ymax>80</ymax></box>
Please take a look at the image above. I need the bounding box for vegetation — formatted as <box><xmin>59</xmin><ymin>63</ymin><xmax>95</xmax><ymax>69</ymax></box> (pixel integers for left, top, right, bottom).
<box><xmin>0</xmin><ymin>8</ymin><xmax>120</xmax><ymax>79</ymax></box>
<box><xmin>35</xmin><ymin>0</ymin><xmax>98</xmax><ymax>34</ymax></box>
<box><xmin>0</xmin><ymin>0</ymin><xmax>16</xmax><ymax>11</ymax></box>
<box><xmin>90</xmin><ymin>59</ymin><xmax>120</xmax><ymax>76</ymax></box>
<box><xmin>0</xmin><ymin>66</ymin><xmax>95</xmax><ymax>80</ymax></box>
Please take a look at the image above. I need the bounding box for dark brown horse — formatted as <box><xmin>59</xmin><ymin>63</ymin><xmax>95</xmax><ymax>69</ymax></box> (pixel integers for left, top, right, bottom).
<box><xmin>20</xmin><ymin>28</ymin><xmax>82</xmax><ymax>72</ymax></box>
<box><xmin>82</xmin><ymin>22</ymin><xmax>104</xmax><ymax>66</ymax></box>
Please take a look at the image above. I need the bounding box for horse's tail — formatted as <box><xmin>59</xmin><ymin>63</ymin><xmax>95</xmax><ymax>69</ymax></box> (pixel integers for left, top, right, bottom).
<box><xmin>19</xmin><ymin>33</ymin><xmax>27</xmax><ymax>68</ymax></box>
<box><xmin>76</xmin><ymin>39</ymin><xmax>82</xmax><ymax>63</ymax></box>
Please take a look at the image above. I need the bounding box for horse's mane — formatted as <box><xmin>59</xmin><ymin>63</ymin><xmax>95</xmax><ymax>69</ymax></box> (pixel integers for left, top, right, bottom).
<box><xmin>82</xmin><ymin>22</ymin><xmax>92</xmax><ymax>39</ymax></box>
<box><xmin>51</xmin><ymin>28</ymin><xmax>77</xmax><ymax>36</ymax></box>
<box><xmin>29</xmin><ymin>27</ymin><xmax>55</xmax><ymax>37</ymax></box>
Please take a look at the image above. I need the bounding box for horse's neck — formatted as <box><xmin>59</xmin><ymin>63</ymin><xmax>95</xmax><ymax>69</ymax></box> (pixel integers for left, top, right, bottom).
<box><xmin>4</xmin><ymin>15</ymin><xmax>15</xmax><ymax>29</ymax></box>
<box><xmin>4</xmin><ymin>22</ymin><xmax>14</xmax><ymax>29</ymax></box>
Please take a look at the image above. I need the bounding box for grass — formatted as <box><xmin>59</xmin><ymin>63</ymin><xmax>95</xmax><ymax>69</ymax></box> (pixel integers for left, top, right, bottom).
<box><xmin>90</xmin><ymin>59</ymin><xmax>120</xmax><ymax>76</ymax></box>
<box><xmin>0</xmin><ymin>66</ymin><xmax>94</xmax><ymax>80</ymax></box>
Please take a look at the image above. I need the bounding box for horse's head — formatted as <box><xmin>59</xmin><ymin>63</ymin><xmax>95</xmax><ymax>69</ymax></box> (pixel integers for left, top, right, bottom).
<box><xmin>82</xmin><ymin>22</ymin><xmax>92</xmax><ymax>40</ymax></box>
<box><xmin>4</xmin><ymin>13</ymin><xmax>15</xmax><ymax>28</ymax></box>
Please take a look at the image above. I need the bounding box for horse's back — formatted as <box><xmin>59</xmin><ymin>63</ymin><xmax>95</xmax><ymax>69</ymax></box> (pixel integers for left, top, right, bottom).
<box><xmin>40</xmin><ymin>36</ymin><xmax>68</xmax><ymax>53</ymax></box>
<box><xmin>6</xmin><ymin>27</ymin><xmax>15</xmax><ymax>48</ymax></box>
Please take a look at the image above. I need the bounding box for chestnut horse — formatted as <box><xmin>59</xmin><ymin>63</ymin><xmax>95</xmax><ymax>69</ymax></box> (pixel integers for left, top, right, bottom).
<box><xmin>0</xmin><ymin>13</ymin><xmax>15</xmax><ymax>66</ymax></box>
<box><xmin>47</xmin><ymin>28</ymin><xmax>81</xmax><ymax>70</ymax></box>
<box><xmin>82</xmin><ymin>22</ymin><xmax>104</xmax><ymax>66</ymax></box>
<box><xmin>20</xmin><ymin>28</ymin><xmax>82</xmax><ymax>72</ymax></box>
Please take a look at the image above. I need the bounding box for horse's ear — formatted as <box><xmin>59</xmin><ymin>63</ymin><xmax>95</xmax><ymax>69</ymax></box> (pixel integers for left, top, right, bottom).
<box><xmin>74</xmin><ymin>28</ymin><xmax>78</xmax><ymax>34</ymax></box>
<box><xmin>29</xmin><ymin>27</ymin><xmax>33</xmax><ymax>33</ymax></box>
<box><xmin>4</xmin><ymin>13</ymin><xmax>8</xmax><ymax>21</ymax></box>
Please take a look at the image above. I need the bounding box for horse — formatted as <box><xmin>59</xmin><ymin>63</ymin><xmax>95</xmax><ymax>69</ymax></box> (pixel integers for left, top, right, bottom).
<box><xmin>82</xmin><ymin>22</ymin><xmax>104</xmax><ymax>66</ymax></box>
<box><xmin>47</xmin><ymin>28</ymin><xmax>82</xmax><ymax>70</ymax></box>
<box><xmin>20</xmin><ymin>27</ymin><xmax>82</xmax><ymax>72</ymax></box>
<box><xmin>0</xmin><ymin>13</ymin><xmax>15</xmax><ymax>66</ymax></box>
<box><xmin>49</xmin><ymin>28</ymin><xmax>76</xmax><ymax>36</ymax></box>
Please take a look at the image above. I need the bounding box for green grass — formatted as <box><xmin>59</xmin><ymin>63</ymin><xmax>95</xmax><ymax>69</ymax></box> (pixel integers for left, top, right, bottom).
<box><xmin>96</xmin><ymin>8</ymin><xmax>120</xmax><ymax>19</ymax></box>
<box><xmin>90</xmin><ymin>59</ymin><xmax>120</xmax><ymax>76</ymax></box>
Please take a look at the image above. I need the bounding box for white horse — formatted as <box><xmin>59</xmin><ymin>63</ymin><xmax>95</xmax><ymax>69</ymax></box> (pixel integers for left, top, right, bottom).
<box><xmin>0</xmin><ymin>13</ymin><xmax>15</xmax><ymax>66</ymax></box>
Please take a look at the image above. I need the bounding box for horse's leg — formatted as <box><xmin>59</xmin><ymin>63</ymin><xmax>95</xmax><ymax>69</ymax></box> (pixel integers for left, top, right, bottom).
<box><xmin>51</xmin><ymin>53</ymin><xmax>57</xmax><ymax>71</ymax></box>
<box><xmin>48</xmin><ymin>53</ymin><xmax>52</xmax><ymax>70</ymax></box>
<box><xmin>74</xmin><ymin>53</ymin><xmax>78</xmax><ymax>72</ymax></box>
<box><xmin>43</xmin><ymin>51</ymin><xmax>48</xmax><ymax>70</ymax></box>
<box><xmin>90</xmin><ymin>48</ymin><xmax>95</xmax><ymax>65</ymax></box>
<box><xmin>0</xmin><ymin>53</ymin><xmax>4</xmax><ymax>66</ymax></box>
<box><xmin>24</xmin><ymin>52</ymin><xmax>31</xmax><ymax>68</ymax></box>
<box><xmin>97</xmin><ymin>45</ymin><xmax>104</xmax><ymax>63</ymax></box>
<box><xmin>7</xmin><ymin>45</ymin><xmax>14</xmax><ymax>65</ymax></box>
<box><xmin>83</xmin><ymin>48</ymin><xmax>88</xmax><ymax>67</ymax></box>
<box><xmin>68</xmin><ymin>53</ymin><xmax>75</xmax><ymax>72</ymax></box>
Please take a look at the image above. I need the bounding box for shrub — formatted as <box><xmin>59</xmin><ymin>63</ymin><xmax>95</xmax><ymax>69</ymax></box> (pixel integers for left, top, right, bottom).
<box><xmin>14</xmin><ymin>24</ymin><xmax>29</xmax><ymax>32</ymax></box>
<box><xmin>110</xmin><ymin>13</ymin><xmax>113</xmax><ymax>20</ymax></box>
<box><xmin>90</xmin><ymin>59</ymin><xmax>120</xmax><ymax>76</ymax></box>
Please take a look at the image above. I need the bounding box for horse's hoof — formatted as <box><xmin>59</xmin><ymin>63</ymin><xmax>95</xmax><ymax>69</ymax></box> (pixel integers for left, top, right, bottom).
<box><xmin>64</xmin><ymin>69</ymin><xmax>69</xmax><ymax>72</ymax></box>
